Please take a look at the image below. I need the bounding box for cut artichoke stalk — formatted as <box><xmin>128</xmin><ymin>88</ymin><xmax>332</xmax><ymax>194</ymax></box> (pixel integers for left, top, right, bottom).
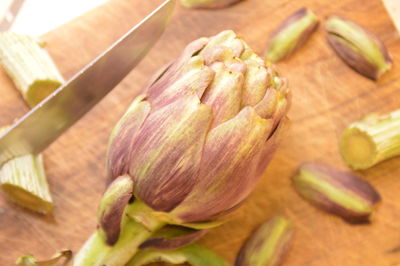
<box><xmin>0</xmin><ymin>154</ymin><xmax>53</xmax><ymax>214</ymax></box>
<box><xmin>127</xmin><ymin>244</ymin><xmax>229</xmax><ymax>266</ymax></box>
<box><xmin>0</xmin><ymin>32</ymin><xmax>64</xmax><ymax>107</ymax></box>
<box><xmin>73</xmin><ymin>30</ymin><xmax>290</xmax><ymax>266</ymax></box>
<box><xmin>0</xmin><ymin>126</ymin><xmax>52</xmax><ymax>214</ymax></box>
<box><xmin>340</xmin><ymin>110</ymin><xmax>400</xmax><ymax>170</ymax></box>
<box><xmin>0</xmin><ymin>32</ymin><xmax>61</xmax><ymax>213</ymax></box>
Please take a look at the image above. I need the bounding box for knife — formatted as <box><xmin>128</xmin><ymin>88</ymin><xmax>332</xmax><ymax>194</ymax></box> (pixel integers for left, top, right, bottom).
<box><xmin>382</xmin><ymin>0</ymin><xmax>400</xmax><ymax>34</ymax></box>
<box><xmin>0</xmin><ymin>0</ymin><xmax>175</xmax><ymax>166</ymax></box>
<box><xmin>0</xmin><ymin>0</ymin><xmax>24</xmax><ymax>31</ymax></box>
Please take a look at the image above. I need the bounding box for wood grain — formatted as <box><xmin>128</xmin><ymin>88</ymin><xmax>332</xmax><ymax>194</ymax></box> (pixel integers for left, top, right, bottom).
<box><xmin>1</xmin><ymin>0</ymin><xmax>400</xmax><ymax>265</ymax></box>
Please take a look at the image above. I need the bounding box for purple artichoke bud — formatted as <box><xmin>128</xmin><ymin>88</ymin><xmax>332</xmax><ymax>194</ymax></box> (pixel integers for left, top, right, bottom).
<box><xmin>107</xmin><ymin>30</ymin><xmax>290</xmax><ymax>223</ymax></box>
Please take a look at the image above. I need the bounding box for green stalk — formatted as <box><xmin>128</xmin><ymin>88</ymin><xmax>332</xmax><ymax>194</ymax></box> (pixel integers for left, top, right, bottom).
<box><xmin>339</xmin><ymin>110</ymin><xmax>400</xmax><ymax>169</ymax></box>
<box><xmin>0</xmin><ymin>153</ymin><xmax>53</xmax><ymax>214</ymax></box>
<box><xmin>73</xmin><ymin>200</ymin><xmax>166</xmax><ymax>266</ymax></box>
<box><xmin>0</xmin><ymin>32</ymin><xmax>64</xmax><ymax>107</ymax></box>
<box><xmin>127</xmin><ymin>244</ymin><xmax>230</xmax><ymax>266</ymax></box>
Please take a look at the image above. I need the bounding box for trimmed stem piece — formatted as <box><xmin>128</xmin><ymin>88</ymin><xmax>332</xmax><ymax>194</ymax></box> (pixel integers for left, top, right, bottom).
<box><xmin>0</xmin><ymin>153</ymin><xmax>53</xmax><ymax>214</ymax></box>
<box><xmin>0</xmin><ymin>32</ymin><xmax>64</xmax><ymax>107</ymax></box>
<box><xmin>340</xmin><ymin>110</ymin><xmax>400</xmax><ymax>170</ymax></box>
<box><xmin>73</xmin><ymin>200</ymin><xmax>165</xmax><ymax>266</ymax></box>
<box><xmin>127</xmin><ymin>244</ymin><xmax>229</xmax><ymax>266</ymax></box>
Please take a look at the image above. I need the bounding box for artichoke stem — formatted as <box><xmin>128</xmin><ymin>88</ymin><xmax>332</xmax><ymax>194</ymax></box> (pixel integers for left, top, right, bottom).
<box><xmin>127</xmin><ymin>243</ymin><xmax>230</xmax><ymax>266</ymax></box>
<box><xmin>339</xmin><ymin>110</ymin><xmax>400</xmax><ymax>170</ymax></box>
<box><xmin>0</xmin><ymin>154</ymin><xmax>53</xmax><ymax>214</ymax></box>
<box><xmin>73</xmin><ymin>200</ymin><xmax>165</xmax><ymax>266</ymax></box>
<box><xmin>0</xmin><ymin>32</ymin><xmax>64</xmax><ymax>107</ymax></box>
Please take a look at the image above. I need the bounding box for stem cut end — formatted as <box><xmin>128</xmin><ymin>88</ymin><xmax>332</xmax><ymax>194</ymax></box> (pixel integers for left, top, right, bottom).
<box><xmin>339</xmin><ymin>127</ymin><xmax>376</xmax><ymax>170</ymax></box>
<box><xmin>339</xmin><ymin>110</ymin><xmax>400</xmax><ymax>169</ymax></box>
<box><xmin>2</xmin><ymin>183</ymin><xmax>53</xmax><ymax>214</ymax></box>
<box><xmin>27</xmin><ymin>79</ymin><xmax>63</xmax><ymax>107</ymax></box>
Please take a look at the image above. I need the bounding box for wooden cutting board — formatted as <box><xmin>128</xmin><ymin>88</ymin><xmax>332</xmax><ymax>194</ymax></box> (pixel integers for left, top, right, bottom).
<box><xmin>1</xmin><ymin>0</ymin><xmax>400</xmax><ymax>265</ymax></box>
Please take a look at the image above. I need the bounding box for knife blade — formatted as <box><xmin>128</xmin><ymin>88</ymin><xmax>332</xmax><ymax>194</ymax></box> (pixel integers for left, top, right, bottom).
<box><xmin>382</xmin><ymin>0</ymin><xmax>400</xmax><ymax>34</ymax></box>
<box><xmin>0</xmin><ymin>0</ymin><xmax>175</xmax><ymax>166</ymax></box>
<box><xmin>0</xmin><ymin>0</ymin><xmax>25</xmax><ymax>31</ymax></box>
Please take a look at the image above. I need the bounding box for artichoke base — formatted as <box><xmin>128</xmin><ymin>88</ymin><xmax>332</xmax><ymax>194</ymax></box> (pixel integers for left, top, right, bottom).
<box><xmin>73</xmin><ymin>200</ymin><xmax>165</xmax><ymax>266</ymax></box>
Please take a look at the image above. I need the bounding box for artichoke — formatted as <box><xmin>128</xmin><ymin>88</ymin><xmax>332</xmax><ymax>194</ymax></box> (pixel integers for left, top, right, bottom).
<box><xmin>74</xmin><ymin>30</ymin><xmax>290</xmax><ymax>266</ymax></box>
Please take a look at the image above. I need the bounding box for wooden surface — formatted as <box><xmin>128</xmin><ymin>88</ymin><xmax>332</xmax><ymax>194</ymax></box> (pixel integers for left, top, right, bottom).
<box><xmin>1</xmin><ymin>0</ymin><xmax>400</xmax><ymax>265</ymax></box>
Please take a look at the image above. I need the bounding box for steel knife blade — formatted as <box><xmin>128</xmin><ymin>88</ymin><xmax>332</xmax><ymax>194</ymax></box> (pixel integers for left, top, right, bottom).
<box><xmin>382</xmin><ymin>0</ymin><xmax>400</xmax><ymax>34</ymax></box>
<box><xmin>0</xmin><ymin>0</ymin><xmax>175</xmax><ymax>166</ymax></box>
<box><xmin>0</xmin><ymin>0</ymin><xmax>24</xmax><ymax>31</ymax></box>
